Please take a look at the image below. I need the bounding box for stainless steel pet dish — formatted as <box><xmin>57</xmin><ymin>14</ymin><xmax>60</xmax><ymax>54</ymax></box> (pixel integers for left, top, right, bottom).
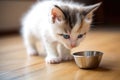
<box><xmin>73</xmin><ymin>51</ymin><xmax>103</xmax><ymax>69</ymax></box>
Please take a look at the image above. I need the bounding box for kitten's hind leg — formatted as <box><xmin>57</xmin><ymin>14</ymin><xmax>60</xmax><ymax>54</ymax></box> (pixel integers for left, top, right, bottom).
<box><xmin>22</xmin><ymin>32</ymin><xmax>38</xmax><ymax>56</ymax></box>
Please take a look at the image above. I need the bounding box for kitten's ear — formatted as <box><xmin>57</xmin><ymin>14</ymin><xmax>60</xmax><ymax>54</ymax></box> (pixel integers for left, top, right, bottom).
<box><xmin>51</xmin><ymin>5</ymin><xmax>65</xmax><ymax>23</ymax></box>
<box><xmin>83</xmin><ymin>2</ymin><xmax>102</xmax><ymax>18</ymax></box>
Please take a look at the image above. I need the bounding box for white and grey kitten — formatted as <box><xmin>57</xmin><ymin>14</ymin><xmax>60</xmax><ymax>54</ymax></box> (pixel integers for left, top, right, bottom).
<box><xmin>21</xmin><ymin>1</ymin><xmax>101</xmax><ymax>64</ymax></box>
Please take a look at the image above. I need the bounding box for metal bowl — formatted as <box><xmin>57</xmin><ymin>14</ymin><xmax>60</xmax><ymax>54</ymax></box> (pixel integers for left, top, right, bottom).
<box><xmin>73</xmin><ymin>51</ymin><xmax>103</xmax><ymax>69</ymax></box>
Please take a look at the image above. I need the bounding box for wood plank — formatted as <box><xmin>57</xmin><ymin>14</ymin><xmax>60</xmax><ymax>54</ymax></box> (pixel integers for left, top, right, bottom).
<box><xmin>0</xmin><ymin>27</ymin><xmax>120</xmax><ymax>80</ymax></box>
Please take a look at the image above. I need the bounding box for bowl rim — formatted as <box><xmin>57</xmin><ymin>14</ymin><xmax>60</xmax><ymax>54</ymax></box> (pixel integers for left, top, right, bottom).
<box><xmin>72</xmin><ymin>51</ymin><xmax>103</xmax><ymax>57</ymax></box>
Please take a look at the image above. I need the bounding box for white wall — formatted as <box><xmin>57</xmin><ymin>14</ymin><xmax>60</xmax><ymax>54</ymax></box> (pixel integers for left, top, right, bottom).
<box><xmin>0</xmin><ymin>1</ymin><xmax>34</xmax><ymax>33</ymax></box>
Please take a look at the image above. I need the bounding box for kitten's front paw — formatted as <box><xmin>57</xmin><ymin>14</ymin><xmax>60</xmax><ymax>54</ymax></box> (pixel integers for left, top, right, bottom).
<box><xmin>45</xmin><ymin>57</ymin><xmax>62</xmax><ymax>64</ymax></box>
<box><xmin>62</xmin><ymin>55</ymin><xmax>74</xmax><ymax>61</ymax></box>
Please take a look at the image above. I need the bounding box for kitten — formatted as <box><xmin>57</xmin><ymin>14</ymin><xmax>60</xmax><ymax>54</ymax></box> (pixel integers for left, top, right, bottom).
<box><xmin>21</xmin><ymin>1</ymin><xmax>101</xmax><ymax>64</ymax></box>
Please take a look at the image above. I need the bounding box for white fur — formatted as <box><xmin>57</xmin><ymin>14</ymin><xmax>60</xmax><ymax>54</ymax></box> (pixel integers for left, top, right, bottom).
<box><xmin>21</xmin><ymin>1</ymin><xmax>74</xmax><ymax>63</ymax></box>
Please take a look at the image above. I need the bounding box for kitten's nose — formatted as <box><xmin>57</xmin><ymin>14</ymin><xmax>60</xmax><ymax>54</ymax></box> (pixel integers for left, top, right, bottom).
<box><xmin>71</xmin><ymin>44</ymin><xmax>76</xmax><ymax>48</ymax></box>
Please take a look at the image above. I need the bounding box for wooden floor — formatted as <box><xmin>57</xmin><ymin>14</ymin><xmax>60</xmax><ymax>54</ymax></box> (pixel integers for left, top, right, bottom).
<box><xmin>0</xmin><ymin>26</ymin><xmax>120</xmax><ymax>80</ymax></box>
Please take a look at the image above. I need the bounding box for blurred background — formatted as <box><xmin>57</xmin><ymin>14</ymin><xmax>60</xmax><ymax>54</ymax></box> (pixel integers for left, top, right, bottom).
<box><xmin>0</xmin><ymin>0</ymin><xmax>120</xmax><ymax>35</ymax></box>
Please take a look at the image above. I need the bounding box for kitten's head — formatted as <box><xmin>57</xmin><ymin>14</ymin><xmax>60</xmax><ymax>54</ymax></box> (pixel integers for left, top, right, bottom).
<box><xmin>51</xmin><ymin>2</ymin><xmax>101</xmax><ymax>49</ymax></box>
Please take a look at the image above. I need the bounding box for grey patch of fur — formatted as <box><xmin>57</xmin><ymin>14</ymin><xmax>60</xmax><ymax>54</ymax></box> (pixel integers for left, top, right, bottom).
<box><xmin>59</xmin><ymin>6</ymin><xmax>82</xmax><ymax>29</ymax></box>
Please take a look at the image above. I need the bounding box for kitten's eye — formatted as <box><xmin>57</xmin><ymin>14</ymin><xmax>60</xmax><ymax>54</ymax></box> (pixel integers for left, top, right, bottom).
<box><xmin>63</xmin><ymin>34</ymin><xmax>70</xmax><ymax>39</ymax></box>
<box><xmin>78</xmin><ymin>34</ymin><xmax>83</xmax><ymax>38</ymax></box>
<box><xmin>77</xmin><ymin>33</ymin><xmax>86</xmax><ymax>38</ymax></box>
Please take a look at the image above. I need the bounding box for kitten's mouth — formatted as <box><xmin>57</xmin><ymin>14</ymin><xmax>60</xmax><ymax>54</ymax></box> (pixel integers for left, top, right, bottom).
<box><xmin>63</xmin><ymin>43</ymin><xmax>77</xmax><ymax>49</ymax></box>
<box><xmin>65</xmin><ymin>45</ymin><xmax>76</xmax><ymax>49</ymax></box>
